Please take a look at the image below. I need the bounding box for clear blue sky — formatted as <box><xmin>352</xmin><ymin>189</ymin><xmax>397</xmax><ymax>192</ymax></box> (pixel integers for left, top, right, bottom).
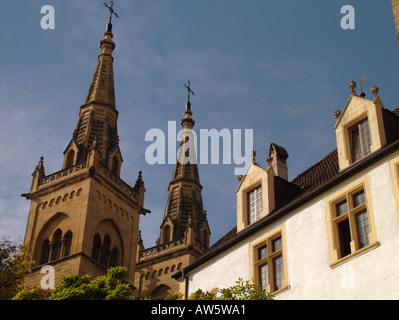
<box><xmin>0</xmin><ymin>1</ymin><xmax>398</xmax><ymax>247</ymax></box>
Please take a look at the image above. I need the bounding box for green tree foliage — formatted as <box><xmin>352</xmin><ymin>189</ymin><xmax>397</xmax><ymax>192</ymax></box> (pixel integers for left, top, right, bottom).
<box><xmin>220</xmin><ymin>278</ymin><xmax>273</xmax><ymax>300</ymax></box>
<box><xmin>187</xmin><ymin>278</ymin><xmax>273</xmax><ymax>300</ymax></box>
<box><xmin>51</xmin><ymin>266</ymin><xmax>133</xmax><ymax>300</ymax></box>
<box><xmin>12</xmin><ymin>287</ymin><xmax>51</xmax><ymax>300</ymax></box>
<box><xmin>13</xmin><ymin>263</ymin><xmax>272</xmax><ymax>301</ymax></box>
<box><xmin>0</xmin><ymin>237</ymin><xmax>34</xmax><ymax>300</ymax></box>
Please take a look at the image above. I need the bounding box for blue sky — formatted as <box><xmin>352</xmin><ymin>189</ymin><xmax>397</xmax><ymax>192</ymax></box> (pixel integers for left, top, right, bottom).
<box><xmin>0</xmin><ymin>1</ymin><xmax>398</xmax><ymax>247</ymax></box>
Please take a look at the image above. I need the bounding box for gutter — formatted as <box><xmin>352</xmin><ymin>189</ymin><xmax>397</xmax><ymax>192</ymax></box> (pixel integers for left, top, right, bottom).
<box><xmin>172</xmin><ymin>138</ymin><xmax>399</xmax><ymax>281</ymax></box>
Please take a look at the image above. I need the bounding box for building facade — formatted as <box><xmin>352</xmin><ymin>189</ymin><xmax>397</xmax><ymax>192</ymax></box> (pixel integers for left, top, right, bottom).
<box><xmin>173</xmin><ymin>83</ymin><xmax>399</xmax><ymax>299</ymax></box>
<box><xmin>22</xmin><ymin>23</ymin><xmax>148</xmax><ymax>288</ymax></box>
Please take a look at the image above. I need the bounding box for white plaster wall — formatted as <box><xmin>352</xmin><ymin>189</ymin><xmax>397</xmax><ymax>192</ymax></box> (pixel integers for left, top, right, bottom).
<box><xmin>187</xmin><ymin>156</ymin><xmax>399</xmax><ymax>299</ymax></box>
<box><xmin>188</xmin><ymin>241</ymin><xmax>251</xmax><ymax>293</ymax></box>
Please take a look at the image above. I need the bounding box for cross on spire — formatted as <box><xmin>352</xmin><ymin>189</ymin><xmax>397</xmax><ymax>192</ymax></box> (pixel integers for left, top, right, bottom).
<box><xmin>104</xmin><ymin>1</ymin><xmax>119</xmax><ymax>31</ymax></box>
<box><xmin>184</xmin><ymin>80</ymin><xmax>195</xmax><ymax>103</ymax></box>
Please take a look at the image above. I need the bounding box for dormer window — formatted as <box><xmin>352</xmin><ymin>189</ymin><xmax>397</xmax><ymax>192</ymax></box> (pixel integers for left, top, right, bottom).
<box><xmin>248</xmin><ymin>185</ymin><xmax>262</xmax><ymax>225</ymax></box>
<box><xmin>334</xmin><ymin>83</ymin><xmax>388</xmax><ymax>171</ymax></box>
<box><xmin>350</xmin><ymin>118</ymin><xmax>371</xmax><ymax>162</ymax></box>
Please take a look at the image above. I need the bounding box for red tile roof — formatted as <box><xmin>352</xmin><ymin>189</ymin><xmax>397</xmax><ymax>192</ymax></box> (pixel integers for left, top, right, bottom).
<box><xmin>291</xmin><ymin>149</ymin><xmax>339</xmax><ymax>194</ymax></box>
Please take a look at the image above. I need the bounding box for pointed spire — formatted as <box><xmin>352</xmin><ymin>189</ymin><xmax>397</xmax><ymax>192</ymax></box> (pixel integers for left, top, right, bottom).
<box><xmin>83</xmin><ymin>30</ymin><xmax>116</xmax><ymax>109</ymax></box>
<box><xmin>68</xmin><ymin>17</ymin><xmax>121</xmax><ymax>170</ymax></box>
<box><xmin>35</xmin><ymin>156</ymin><xmax>46</xmax><ymax>179</ymax></box>
<box><xmin>158</xmin><ymin>83</ymin><xmax>209</xmax><ymax>246</ymax></box>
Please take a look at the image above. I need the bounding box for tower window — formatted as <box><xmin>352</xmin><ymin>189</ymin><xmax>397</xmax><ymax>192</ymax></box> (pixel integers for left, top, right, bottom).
<box><xmin>63</xmin><ymin>231</ymin><xmax>73</xmax><ymax>257</ymax></box>
<box><xmin>65</xmin><ymin>150</ymin><xmax>75</xmax><ymax>168</ymax></box>
<box><xmin>350</xmin><ymin>118</ymin><xmax>371</xmax><ymax>162</ymax></box>
<box><xmin>51</xmin><ymin>229</ymin><xmax>63</xmax><ymax>261</ymax></box>
<box><xmin>91</xmin><ymin>234</ymin><xmax>101</xmax><ymax>261</ymax></box>
<box><xmin>40</xmin><ymin>240</ymin><xmax>50</xmax><ymax>265</ymax></box>
<box><xmin>163</xmin><ymin>225</ymin><xmax>171</xmax><ymax>243</ymax></box>
<box><xmin>100</xmin><ymin>235</ymin><xmax>111</xmax><ymax>266</ymax></box>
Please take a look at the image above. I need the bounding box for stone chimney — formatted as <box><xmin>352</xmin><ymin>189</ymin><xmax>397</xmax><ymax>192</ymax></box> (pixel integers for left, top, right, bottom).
<box><xmin>267</xmin><ymin>143</ymin><xmax>289</xmax><ymax>181</ymax></box>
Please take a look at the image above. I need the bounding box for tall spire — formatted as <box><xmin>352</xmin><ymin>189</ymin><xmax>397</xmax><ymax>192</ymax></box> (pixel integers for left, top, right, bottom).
<box><xmin>64</xmin><ymin>8</ymin><xmax>122</xmax><ymax>175</ymax></box>
<box><xmin>158</xmin><ymin>82</ymin><xmax>210</xmax><ymax>246</ymax></box>
<box><xmin>83</xmin><ymin>28</ymin><xmax>116</xmax><ymax>109</ymax></box>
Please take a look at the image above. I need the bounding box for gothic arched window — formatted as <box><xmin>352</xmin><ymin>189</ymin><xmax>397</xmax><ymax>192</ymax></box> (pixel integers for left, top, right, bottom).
<box><xmin>163</xmin><ymin>225</ymin><xmax>171</xmax><ymax>243</ymax></box>
<box><xmin>91</xmin><ymin>234</ymin><xmax>101</xmax><ymax>261</ymax></box>
<box><xmin>51</xmin><ymin>229</ymin><xmax>62</xmax><ymax>261</ymax></box>
<box><xmin>66</xmin><ymin>150</ymin><xmax>75</xmax><ymax>168</ymax></box>
<box><xmin>100</xmin><ymin>235</ymin><xmax>111</xmax><ymax>266</ymax></box>
<box><xmin>63</xmin><ymin>231</ymin><xmax>73</xmax><ymax>257</ymax></box>
<box><xmin>40</xmin><ymin>239</ymin><xmax>50</xmax><ymax>265</ymax></box>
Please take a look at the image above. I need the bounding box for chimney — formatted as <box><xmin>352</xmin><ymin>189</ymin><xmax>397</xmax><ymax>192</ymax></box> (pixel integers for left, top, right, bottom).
<box><xmin>267</xmin><ymin>143</ymin><xmax>289</xmax><ymax>180</ymax></box>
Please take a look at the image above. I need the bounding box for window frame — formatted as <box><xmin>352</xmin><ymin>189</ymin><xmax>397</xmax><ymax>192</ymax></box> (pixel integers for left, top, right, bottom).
<box><xmin>250</xmin><ymin>226</ymin><xmax>289</xmax><ymax>295</ymax></box>
<box><xmin>326</xmin><ymin>177</ymin><xmax>379</xmax><ymax>268</ymax></box>
<box><xmin>349</xmin><ymin>117</ymin><xmax>371</xmax><ymax>163</ymax></box>
<box><xmin>247</xmin><ymin>184</ymin><xmax>263</xmax><ymax>225</ymax></box>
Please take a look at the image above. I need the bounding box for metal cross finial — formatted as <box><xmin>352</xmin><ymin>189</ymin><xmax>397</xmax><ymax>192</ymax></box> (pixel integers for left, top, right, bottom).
<box><xmin>184</xmin><ymin>80</ymin><xmax>195</xmax><ymax>103</ymax></box>
<box><xmin>104</xmin><ymin>1</ymin><xmax>119</xmax><ymax>24</ymax></box>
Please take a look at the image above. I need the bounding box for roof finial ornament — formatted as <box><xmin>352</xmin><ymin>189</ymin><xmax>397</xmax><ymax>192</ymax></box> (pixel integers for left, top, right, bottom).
<box><xmin>371</xmin><ymin>85</ymin><xmax>380</xmax><ymax>99</ymax></box>
<box><xmin>348</xmin><ymin>81</ymin><xmax>357</xmax><ymax>95</ymax></box>
<box><xmin>104</xmin><ymin>1</ymin><xmax>119</xmax><ymax>32</ymax></box>
<box><xmin>184</xmin><ymin>80</ymin><xmax>195</xmax><ymax>111</ymax></box>
<box><xmin>250</xmin><ymin>150</ymin><xmax>258</xmax><ymax>165</ymax></box>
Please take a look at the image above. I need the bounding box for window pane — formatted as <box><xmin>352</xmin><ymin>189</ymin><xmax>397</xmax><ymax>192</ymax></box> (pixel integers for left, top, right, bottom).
<box><xmin>259</xmin><ymin>264</ymin><xmax>268</xmax><ymax>292</ymax></box>
<box><xmin>352</xmin><ymin>127</ymin><xmax>362</xmax><ymax>162</ymax></box>
<box><xmin>353</xmin><ymin>191</ymin><xmax>365</xmax><ymax>207</ymax></box>
<box><xmin>272</xmin><ymin>237</ymin><xmax>282</xmax><ymax>252</ymax></box>
<box><xmin>336</xmin><ymin>200</ymin><xmax>348</xmax><ymax>216</ymax></box>
<box><xmin>359</xmin><ymin>119</ymin><xmax>371</xmax><ymax>157</ymax></box>
<box><xmin>249</xmin><ymin>186</ymin><xmax>262</xmax><ymax>224</ymax></box>
<box><xmin>273</xmin><ymin>256</ymin><xmax>283</xmax><ymax>291</ymax></box>
<box><xmin>356</xmin><ymin>210</ymin><xmax>370</xmax><ymax>248</ymax></box>
<box><xmin>258</xmin><ymin>245</ymin><xmax>267</xmax><ymax>260</ymax></box>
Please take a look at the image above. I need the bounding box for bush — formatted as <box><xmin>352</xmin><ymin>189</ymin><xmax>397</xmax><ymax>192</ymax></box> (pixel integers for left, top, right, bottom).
<box><xmin>187</xmin><ymin>278</ymin><xmax>273</xmax><ymax>300</ymax></box>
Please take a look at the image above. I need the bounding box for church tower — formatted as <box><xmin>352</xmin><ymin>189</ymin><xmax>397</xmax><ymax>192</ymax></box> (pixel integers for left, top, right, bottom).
<box><xmin>134</xmin><ymin>83</ymin><xmax>210</xmax><ymax>299</ymax></box>
<box><xmin>22</xmin><ymin>15</ymin><xmax>147</xmax><ymax>287</ymax></box>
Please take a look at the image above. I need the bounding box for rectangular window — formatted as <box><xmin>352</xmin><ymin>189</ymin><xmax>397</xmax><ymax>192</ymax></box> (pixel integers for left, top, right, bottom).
<box><xmin>254</xmin><ymin>234</ymin><xmax>284</xmax><ymax>294</ymax></box>
<box><xmin>248</xmin><ymin>186</ymin><xmax>262</xmax><ymax>224</ymax></box>
<box><xmin>333</xmin><ymin>189</ymin><xmax>370</xmax><ymax>259</ymax></box>
<box><xmin>350</xmin><ymin>119</ymin><xmax>371</xmax><ymax>162</ymax></box>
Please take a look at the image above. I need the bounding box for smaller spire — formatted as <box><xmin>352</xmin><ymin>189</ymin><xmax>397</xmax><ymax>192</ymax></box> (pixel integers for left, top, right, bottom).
<box><xmin>36</xmin><ymin>156</ymin><xmax>45</xmax><ymax>176</ymax></box>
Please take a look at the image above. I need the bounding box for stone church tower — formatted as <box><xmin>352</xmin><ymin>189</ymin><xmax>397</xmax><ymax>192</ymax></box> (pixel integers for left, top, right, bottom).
<box><xmin>134</xmin><ymin>94</ymin><xmax>210</xmax><ymax>299</ymax></box>
<box><xmin>22</xmin><ymin>21</ymin><xmax>147</xmax><ymax>287</ymax></box>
